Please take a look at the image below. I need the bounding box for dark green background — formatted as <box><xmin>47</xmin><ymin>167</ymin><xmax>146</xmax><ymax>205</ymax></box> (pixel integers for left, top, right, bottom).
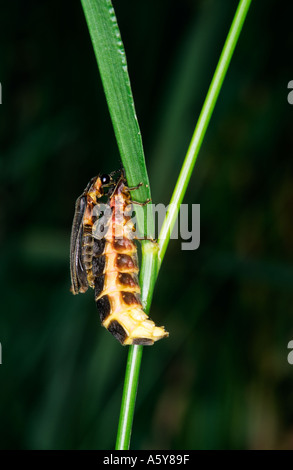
<box><xmin>1</xmin><ymin>0</ymin><xmax>293</xmax><ymax>449</ymax></box>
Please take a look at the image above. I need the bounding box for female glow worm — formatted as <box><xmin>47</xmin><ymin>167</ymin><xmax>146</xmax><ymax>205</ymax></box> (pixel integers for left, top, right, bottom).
<box><xmin>70</xmin><ymin>169</ymin><xmax>168</xmax><ymax>345</ymax></box>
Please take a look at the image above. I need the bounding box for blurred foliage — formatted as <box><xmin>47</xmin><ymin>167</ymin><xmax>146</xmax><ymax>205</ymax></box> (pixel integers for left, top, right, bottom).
<box><xmin>0</xmin><ymin>0</ymin><xmax>293</xmax><ymax>450</ymax></box>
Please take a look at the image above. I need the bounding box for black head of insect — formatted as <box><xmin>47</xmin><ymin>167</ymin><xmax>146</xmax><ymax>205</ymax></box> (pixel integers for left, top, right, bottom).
<box><xmin>101</xmin><ymin>173</ymin><xmax>111</xmax><ymax>185</ymax></box>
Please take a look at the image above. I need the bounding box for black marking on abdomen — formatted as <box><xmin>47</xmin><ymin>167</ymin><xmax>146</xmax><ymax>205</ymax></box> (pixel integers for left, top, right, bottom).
<box><xmin>93</xmin><ymin>238</ymin><xmax>106</xmax><ymax>256</ymax></box>
<box><xmin>94</xmin><ymin>275</ymin><xmax>105</xmax><ymax>299</ymax></box>
<box><xmin>92</xmin><ymin>255</ymin><xmax>106</xmax><ymax>276</ymax></box>
<box><xmin>121</xmin><ymin>291</ymin><xmax>142</xmax><ymax>306</ymax></box>
<box><xmin>118</xmin><ymin>273</ymin><xmax>139</xmax><ymax>288</ymax></box>
<box><xmin>116</xmin><ymin>254</ymin><xmax>137</xmax><ymax>271</ymax></box>
<box><xmin>107</xmin><ymin>320</ymin><xmax>127</xmax><ymax>344</ymax></box>
<box><xmin>96</xmin><ymin>295</ymin><xmax>111</xmax><ymax>322</ymax></box>
<box><xmin>132</xmin><ymin>338</ymin><xmax>154</xmax><ymax>346</ymax></box>
<box><xmin>113</xmin><ymin>238</ymin><xmax>136</xmax><ymax>253</ymax></box>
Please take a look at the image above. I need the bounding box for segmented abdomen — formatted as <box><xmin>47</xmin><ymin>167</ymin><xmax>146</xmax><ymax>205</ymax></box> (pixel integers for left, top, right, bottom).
<box><xmin>76</xmin><ymin>171</ymin><xmax>169</xmax><ymax>345</ymax></box>
<box><xmin>88</xmin><ymin>236</ymin><xmax>168</xmax><ymax>345</ymax></box>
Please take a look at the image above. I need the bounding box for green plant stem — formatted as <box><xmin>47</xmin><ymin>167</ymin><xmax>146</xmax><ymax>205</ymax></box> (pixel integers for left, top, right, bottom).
<box><xmin>158</xmin><ymin>0</ymin><xmax>252</xmax><ymax>266</ymax></box>
<box><xmin>115</xmin><ymin>241</ymin><xmax>159</xmax><ymax>449</ymax></box>
<box><xmin>115</xmin><ymin>345</ymin><xmax>143</xmax><ymax>450</ymax></box>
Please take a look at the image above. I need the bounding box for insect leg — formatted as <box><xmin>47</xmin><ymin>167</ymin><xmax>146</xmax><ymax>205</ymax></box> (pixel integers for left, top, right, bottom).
<box><xmin>131</xmin><ymin>198</ymin><xmax>151</xmax><ymax>206</ymax></box>
<box><xmin>124</xmin><ymin>182</ymin><xmax>143</xmax><ymax>191</ymax></box>
<box><xmin>133</xmin><ymin>236</ymin><xmax>158</xmax><ymax>243</ymax></box>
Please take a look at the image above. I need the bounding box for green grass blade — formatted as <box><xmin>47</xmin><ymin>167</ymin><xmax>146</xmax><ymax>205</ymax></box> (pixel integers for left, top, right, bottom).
<box><xmin>80</xmin><ymin>0</ymin><xmax>156</xmax><ymax>451</ymax></box>
<box><xmin>80</xmin><ymin>0</ymin><xmax>152</xmax><ymax>213</ymax></box>
<box><xmin>158</xmin><ymin>0</ymin><xmax>252</xmax><ymax>266</ymax></box>
<box><xmin>114</xmin><ymin>345</ymin><xmax>143</xmax><ymax>450</ymax></box>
